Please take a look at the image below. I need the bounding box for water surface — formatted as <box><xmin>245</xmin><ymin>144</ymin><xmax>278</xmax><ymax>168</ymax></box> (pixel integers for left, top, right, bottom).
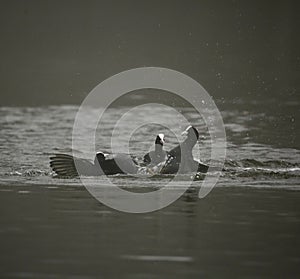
<box><xmin>0</xmin><ymin>100</ymin><xmax>299</xmax><ymax>278</ymax></box>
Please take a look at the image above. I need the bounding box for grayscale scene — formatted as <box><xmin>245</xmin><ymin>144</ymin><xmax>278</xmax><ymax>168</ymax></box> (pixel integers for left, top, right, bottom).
<box><xmin>0</xmin><ymin>0</ymin><xmax>299</xmax><ymax>278</ymax></box>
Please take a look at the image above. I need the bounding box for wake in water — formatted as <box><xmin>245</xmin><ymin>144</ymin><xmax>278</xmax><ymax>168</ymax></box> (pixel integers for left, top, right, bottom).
<box><xmin>223</xmin><ymin>159</ymin><xmax>300</xmax><ymax>179</ymax></box>
<box><xmin>7</xmin><ymin>158</ymin><xmax>300</xmax><ymax>182</ymax></box>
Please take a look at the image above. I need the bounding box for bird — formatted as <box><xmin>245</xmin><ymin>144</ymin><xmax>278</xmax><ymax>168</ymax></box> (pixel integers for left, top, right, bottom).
<box><xmin>143</xmin><ymin>134</ymin><xmax>168</xmax><ymax>166</ymax></box>
<box><xmin>94</xmin><ymin>152</ymin><xmax>139</xmax><ymax>175</ymax></box>
<box><xmin>50</xmin><ymin>152</ymin><xmax>139</xmax><ymax>177</ymax></box>
<box><xmin>50</xmin><ymin>134</ymin><xmax>165</xmax><ymax>177</ymax></box>
<box><xmin>160</xmin><ymin>126</ymin><xmax>209</xmax><ymax>174</ymax></box>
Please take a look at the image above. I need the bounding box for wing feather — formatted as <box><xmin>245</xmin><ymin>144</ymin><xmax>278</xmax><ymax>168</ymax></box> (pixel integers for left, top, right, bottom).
<box><xmin>50</xmin><ymin>154</ymin><xmax>101</xmax><ymax>176</ymax></box>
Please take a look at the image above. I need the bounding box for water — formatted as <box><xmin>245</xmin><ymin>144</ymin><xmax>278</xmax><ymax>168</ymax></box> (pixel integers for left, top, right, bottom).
<box><xmin>0</xmin><ymin>100</ymin><xmax>299</xmax><ymax>278</ymax></box>
<box><xmin>1</xmin><ymin>101</ymin><xmax>299</xmax><ymax>188</ymax></box>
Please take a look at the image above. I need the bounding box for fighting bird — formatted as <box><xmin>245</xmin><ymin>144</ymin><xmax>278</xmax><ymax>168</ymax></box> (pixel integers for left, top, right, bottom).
<box><xmin>160</xmin><ymin>126</ymin><xmax>208</xmax><ymax>174</ymax></box>
<box><xmin>143</xmin><ymin>134</ymin><xmax>168</xmax><ymax>166</ymax></box>
<box><xmin>50</xmin><ymin>152</ymin><xmax>139</xmax><ymax>177</ymax></box>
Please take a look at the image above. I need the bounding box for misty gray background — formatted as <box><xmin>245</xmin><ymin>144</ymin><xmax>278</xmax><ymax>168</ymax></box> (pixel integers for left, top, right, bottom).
<box><xmin>0</xmin><ymin>0</ymin><xmax>299</xmax><ymax>106</ymax></box>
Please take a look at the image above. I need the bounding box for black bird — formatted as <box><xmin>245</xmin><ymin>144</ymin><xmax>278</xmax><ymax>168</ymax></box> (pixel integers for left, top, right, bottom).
<box><xmin>50</xmin><ymin>152</ymin><xmax>138</xmax><ymax>177</ymax></box>
<box><xmin>160</xmin><ymin>126</ymin><xmax>208</xmax><ymax>174</ymax></box>
<box><xmin>95</xmin><ymin>152</ymin><xmax>139</xmax><ymax>175</ymax></box>
<box><xmin>143</xmin><ymin>134</ymin><xmax>168</xmax><ymax>166</ymax></box>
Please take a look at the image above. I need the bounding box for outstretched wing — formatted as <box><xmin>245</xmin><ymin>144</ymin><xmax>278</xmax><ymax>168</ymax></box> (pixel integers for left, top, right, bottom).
<box><xmin>50</xmin><ymin>154</ymin><xmax>100</xmax><ymax>177</ymax></box>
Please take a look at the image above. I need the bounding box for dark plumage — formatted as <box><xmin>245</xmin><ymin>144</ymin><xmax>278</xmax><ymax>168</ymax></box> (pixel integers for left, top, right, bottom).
<box><xmin>50</xmin><ymin>152</ymin><xmax>138</xmax><ymax>177</ymax></box>
<box><xmin>143</xmin><ymin>134</ymin><xmax>167</xmax><ymax>166</ymax></box>
<box><xmin>160</xmin><ymin>126</ymin><xmax>208</xmax><ymax>174</ymax></box>
<box><xmin>50</xmin><ymin>153</ymin><xmax>101</xmax><ymax>177</ymax></box>
<box><xmin>94</xmin><ymin>152</ymin><xmax>139</xmax><ymax>175</ymax></box>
